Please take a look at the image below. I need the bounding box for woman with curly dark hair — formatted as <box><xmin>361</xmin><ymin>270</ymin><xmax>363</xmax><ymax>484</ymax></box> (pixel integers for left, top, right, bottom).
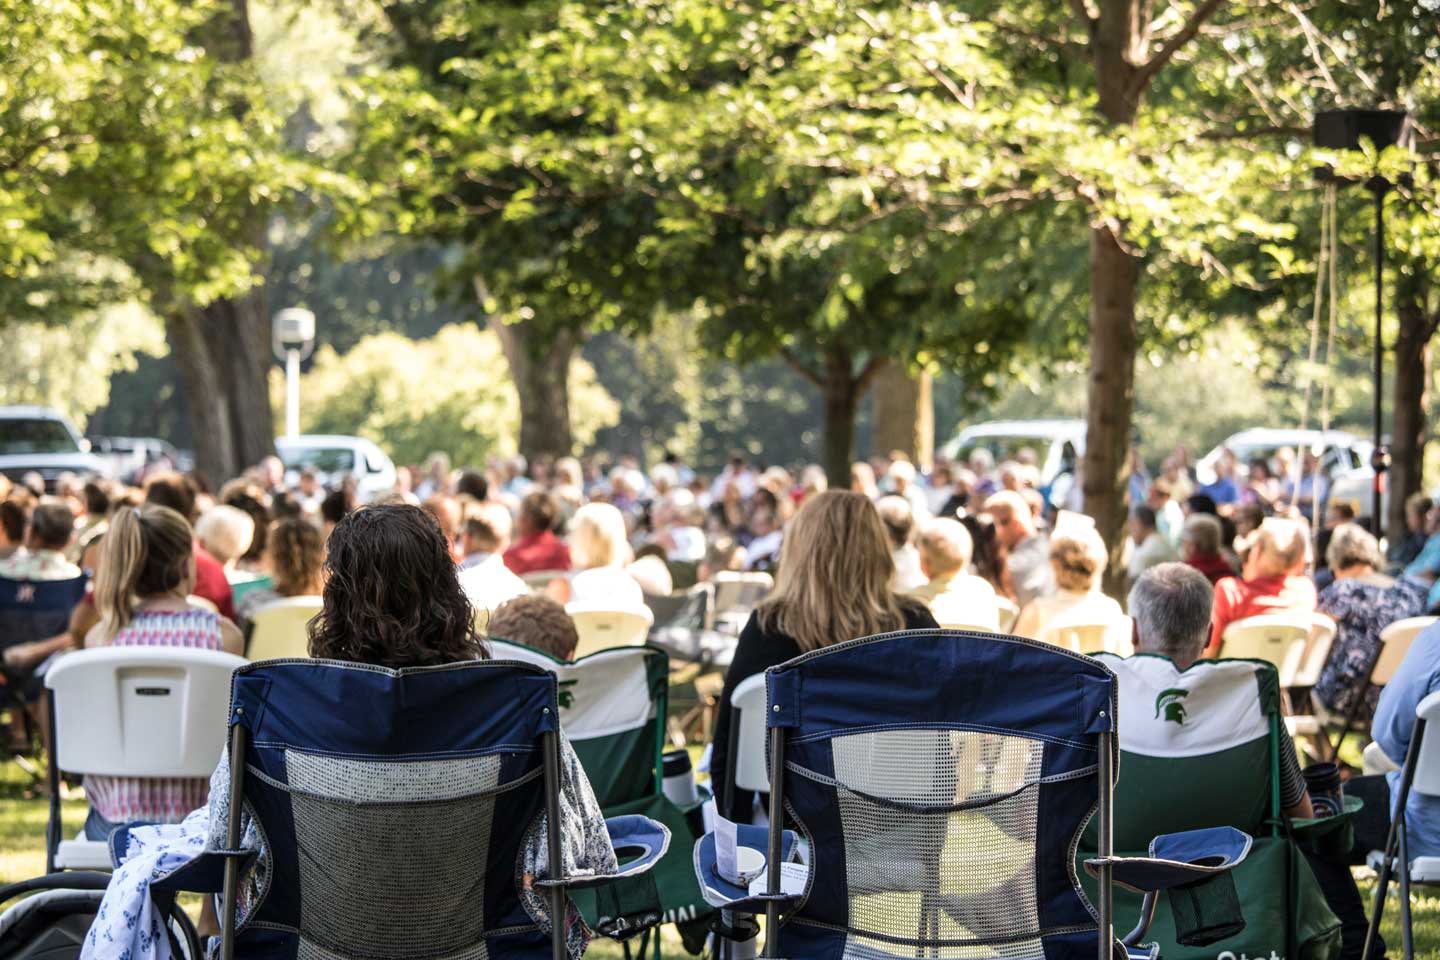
<box><xmin>308</xmin><ymin>503</ymin><xmax>485</xmax><ymax>666</ymax></box>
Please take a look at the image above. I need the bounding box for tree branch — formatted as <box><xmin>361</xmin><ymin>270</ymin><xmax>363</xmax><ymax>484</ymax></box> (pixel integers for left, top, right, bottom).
<box><xmin>1134</xmin><ymin>0</ymin><xmax>1225</xmax><ymax>91</ymax></box>
<box><xmin>779</xmin><ymin>345</ymin><xmax>824</xmax><ymax>387</ymax></box>
<box><xmin>1067</xmin><ymin>0</ymin><xmax>1098</xmax><ymax>36</ymax></box>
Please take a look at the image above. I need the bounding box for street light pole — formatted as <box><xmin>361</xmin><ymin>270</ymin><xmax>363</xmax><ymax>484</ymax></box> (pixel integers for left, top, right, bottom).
<box><xmin>272</xmin><ymin>308</ymin><xmax>317</xmax><ymax>441</ymax></box>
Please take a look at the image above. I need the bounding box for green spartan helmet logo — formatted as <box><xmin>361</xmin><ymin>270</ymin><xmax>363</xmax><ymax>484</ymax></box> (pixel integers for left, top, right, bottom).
<box><xmin>1155</xmin><ymin>688</ymin><xmax>1190</xmax><ymax>725</ymax></box>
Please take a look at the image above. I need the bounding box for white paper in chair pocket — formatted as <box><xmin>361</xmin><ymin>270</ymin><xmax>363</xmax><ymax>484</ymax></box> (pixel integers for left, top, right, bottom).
<box><xmin>748</xmin><ymin>861</ymin><xmax>808</xmax><ymax>897</ymax></box>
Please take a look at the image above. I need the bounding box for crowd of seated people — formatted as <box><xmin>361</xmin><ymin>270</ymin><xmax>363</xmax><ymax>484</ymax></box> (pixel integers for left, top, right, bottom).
<box><xmin>9</xmin><ymin>437</ymin><xmax>1440</xmax><ymax>957</ymax></box>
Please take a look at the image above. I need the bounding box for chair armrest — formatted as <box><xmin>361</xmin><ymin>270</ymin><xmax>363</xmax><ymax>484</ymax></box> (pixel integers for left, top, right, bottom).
<box><xmin>532</xmin><ymin>814</ymin><xmax>672</xmax><ymax>890</ymax></box>
<box><xmin>1084</xmin><ymin>826</ymin><xmax>1252</xmax><ymax>893</ymax></box>
<box><xmin>691</xmin><ymin>824</ymin><xmax>802</xmax><ymax>911</ymax></box>
<box><xmin>150</xmin><ymin>849</ymin><xmax>256</xmax><ymax>896</ymax></box>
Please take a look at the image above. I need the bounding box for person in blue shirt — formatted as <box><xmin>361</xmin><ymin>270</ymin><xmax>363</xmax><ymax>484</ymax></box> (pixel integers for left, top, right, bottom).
<box><xmin>1403</xmin><ymin>532</ymin><xmax>1440</xmax><ymax>611</ymax></box>
<box><xmin>1199</xmin><ymin>449</ymin><xmax>1241</xmax><ymax>506</ymax></box>
<box><xmin>1372</xmin><ymin>620</ymin><xmax>1440</xmax><ymax>861</ymax></box>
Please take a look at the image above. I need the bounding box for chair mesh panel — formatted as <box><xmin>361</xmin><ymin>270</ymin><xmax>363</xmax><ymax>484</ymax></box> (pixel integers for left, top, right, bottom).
<box><xmin>283</xmin><ymin>750</ymin><xmax>503</xmax><ymax>960</ymax></box>
<box><xmin>828</xmin><ymin>729</ymin><xmax>1045</xmax><ymax>959</ymax></box>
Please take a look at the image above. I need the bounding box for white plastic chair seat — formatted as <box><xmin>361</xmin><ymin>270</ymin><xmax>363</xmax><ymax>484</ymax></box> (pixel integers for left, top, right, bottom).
<box><xmin>1365</xmin><ymin>850</ymin><xmax>1440</xmax><ymax>885</ymax></box>
<box><xmin>1040</xmin><ymin>618</ymin><xmax>1132</xmax><ymax>657</ymax></box>
<box><xmin>1363</xmin><ymin>740</ymin><xmax>1401</xmax><ymax>775</ymax></box>
<box><xmin>730</xmin><ymin>673</ymin><xmax>770</xmax><ymax>794</ymax></box>
<box><xmin>1285</xmin><ymin>715</ymin><xmax>1322</xmax><ymax>737</ymax></box>
<box><xmin>54</xmin><ymin>834</ymin><xmax>112</xmax><ymax>870</ymax></box>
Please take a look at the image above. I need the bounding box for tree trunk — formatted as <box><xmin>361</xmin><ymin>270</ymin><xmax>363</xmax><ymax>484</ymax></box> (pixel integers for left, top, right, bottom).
<box><xmin>167</xmin><ymin>311</ymin><xmax>239</xmax><ymax>483</ymax></box>
<box><xmin>871</xmin><ymin>364</ymin><xmax>934</xmax><ymax>471</ymax></box>
<box><xmin>490</xmin><ymin>316</ymin><xmax>576</xmax><ymax>462</ymax></box>
<box><xmin>820</xmin><ymin>347</ymin><xmax>863</xmax><ymax>489</ymax></box>
<box><xmin>1082</xmin><ymin>226</ymin><xmax>1141</xmax><ymax>598</ymax></box>
<box><xmin>1390</xmin><ymin>295</ymin><xmax>1437</xmax><ymax>547</ymax></box>
<box><xmin>158</xmin><ymin>0</ymin><xmax>273</xmax><ymax>485</ymax></box>
<box><xmin>1081</xmin><ymin>0</ymin><xmax>1144</xmax><ymax>598</ymax></box>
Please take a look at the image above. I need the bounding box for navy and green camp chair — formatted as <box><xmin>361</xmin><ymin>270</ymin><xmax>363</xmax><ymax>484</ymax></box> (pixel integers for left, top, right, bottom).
<box><xmin>135</xmin><ymin>657</ymin><xmax>668</xmax><ymax>960</ymax></box>
<box><xmin>696</xmin><ymin>629</ymin><xmax>1253</xmax><ymax>960</ymax></box>
<box><xmin>1089</xmin><ymin>654</ymin><xmax>1344</xmax><ymax>960</ymax></box>
<box><xmin>491</xmin><ymin>639</ymin><xmax>714</xmax><ymax>955</ymax></box>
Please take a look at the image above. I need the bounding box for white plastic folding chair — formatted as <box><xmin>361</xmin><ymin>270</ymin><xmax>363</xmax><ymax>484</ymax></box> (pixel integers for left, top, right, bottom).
<box><xmin>43</xmin><ymin>646</ymin><xmax>247</xmax><ymax>871</ymax></box>
<box><xmin>1284</xmin><ymin>614</ymin><xmax>1338</xmax><ymax>752</ymax></box>
<box><xmin>1218</xmin><ymin>614</ymin><xmax>1313</xmax><ymax>671</ymax></box>
<box><xmin>565</xmin><ymin>604</ymin><xmax>654</xmax><ymax>658</ymax></box>
<box><xmin>246</xmin><ymin>596</ymin><xmax>322</xmax><ymax>661</ymax></box>
<box><xmin>1365</xmin><ymin>689</ymin><xmax>1440</xmax><ymax>960</ymax></box>
<box><xmin>1041</xmin><ymin>617</ymin><xmax>1133</xmax><ymax>656</ymax></box>
<box><xmin>714</xmin><ymin>672</ymin><xmax>772</xmax><ymax>959</ymax></box>
<box><xmin>522</xmin><ymin>569</ymin><xmax>569</xmax><ymax>594</ymax></box>
<box><xmin>995</xmin><ymin>596</ymin><xmax>1020</xmax><ymax>633</ymax></box>
<box><xmin>1377</xmin><ymin>618</ymin><xmax>1438</xmax><ymax>686</ymax></box>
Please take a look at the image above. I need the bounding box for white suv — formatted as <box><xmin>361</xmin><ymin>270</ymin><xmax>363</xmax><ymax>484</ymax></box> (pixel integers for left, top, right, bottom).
<box><xmin>0</xmin><ymin>406</ymin><xmax>110</xmax><ymax>491</ymax></box>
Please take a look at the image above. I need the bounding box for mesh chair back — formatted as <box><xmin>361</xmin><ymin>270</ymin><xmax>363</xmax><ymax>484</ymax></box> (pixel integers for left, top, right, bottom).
<box><xmin>1376</xmin><ymin>617</ymin><xmax>1437</xmax><ymax>686</ymax></box>
<box><xmin>1218</xmin><ymin>615</ymin><xmax>1311</xmax><ymax>671</ymax></box>
<box><xmin>1411</xmin><ymin>690</ymin><xmax>1440</xmax><ymax>798</ymax></box>
<box><xmin>223</xmin><ymin>658</ymin><xmax>563</xmax><ymax>958</ymax></box>
<box><xmin>764</xmin><ymin>629</ymin><xmax>1117</xmax><ymax>960</ymax></box>
<box><xmin>0</xmin><ymin>574</ymin><xmax>87</xmax><ymax>655</ymax></box>
<box><xmin>45</xmin><ymin>646</ymin><xmax>245</xmax><ymax>777</ymax></box>
<box><xmin>566</xmin><ymin>606</ymin><xmax>653</xmax><ymax>658</ymax></box>
<box><xmin>246</xmin><ymin>596</ymin><xmax>322</xmax><ymax>660</ymax></box>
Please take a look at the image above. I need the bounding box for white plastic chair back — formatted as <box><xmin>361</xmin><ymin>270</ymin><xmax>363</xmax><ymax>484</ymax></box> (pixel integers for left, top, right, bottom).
<box><xmin>730</xmin><ymin>673</ymin><xmax>770</xmax><ymax>793</ymax></box>
<box><xmin>186</xmin><ymin>594</ymin><xmax>219</xmax><ymax>614</ymax></box>
<box><xmin>1376</xmin><ymin>616</ymin><xmax>1438</xmax><ymax>686</ymax></box>
<box><xmin>1411</xmin><ymin>690</ymin><xmax>1440</xmax><ymax>798</ymax></box>
<box><xmin>1218</xmin><ymin>614</ymin><xmax>1312</xmax><ymax>670</ymax></box>
<box><xmin>712</xmin><ymin>571</ymin><xmax>773</xmax><ymax>615</ymax></box>
<box><xmin>566</xmin><ymin>605</ymin><xmax>654</xmax><ymax>659</ymax></box>
<box><xmin>995</xmin><ymin>597</ymin><xmax>1020</xmax><ymax>633</ymax></box>
<box><xmin>247</xmin><ymin>596</ymin><xmax>323</xmax><ymax>661</ymax></box>
<box><xmin>1041</xmin><ymin>617</ymin><xmax>1133</xmax><ymax>657</ymax></box>
<box><xmin>45</xmin><ymin>646</ymin><xmax>246</xmax><ymax>778</ymax></box>
<box><xmin>523</xmin><ymin>570</ymin><xmax>569</xmax><ymax>593</ymax></box>
<box><xmin>1289</xmin><ymin>614</ymin><xmax>1338</xmax><ymax>688</ymax></box>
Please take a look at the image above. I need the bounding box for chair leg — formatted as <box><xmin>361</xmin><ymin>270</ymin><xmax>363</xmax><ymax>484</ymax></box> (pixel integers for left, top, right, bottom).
<box><xmin>1399</xmin><ymin>821</ymin><xmax>1414</xmax><ymax>960</ymax></box>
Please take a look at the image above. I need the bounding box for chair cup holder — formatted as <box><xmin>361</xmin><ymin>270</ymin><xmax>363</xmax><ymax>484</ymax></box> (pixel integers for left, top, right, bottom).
<box><xmin>1166</xmin><ymin>870</ymin><xmax>1245</xmax><ymax>947</ymax></box>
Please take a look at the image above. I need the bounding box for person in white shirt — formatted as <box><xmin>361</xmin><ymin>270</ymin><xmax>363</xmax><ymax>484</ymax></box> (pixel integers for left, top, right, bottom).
<box><xmin>877</xmin><ymin>495</ymin><xmax>927</xmax><ymax>592</ymax></box>
<box><xmin>1013</xmin><ymin>525</ymin><xmax>1128</xmax><ymax>654</ymax></box>
<box><xmin>708</xmin><ymin>454</ymin><xmax>758</xmax><ymax>504</ymax></box>
<box><xmin>909</xmin><ymin>518</ymin><xmax>999</xmax><ymax>630</ymax></box>
<box><xmin>1126</xmin><ymin>504</ymin><xmax>1179</xmax><ymax>587</ymax></box>
<box><xmin>886</xmin><ymin>459</ymin><xmax>931</xmax><ymax>522</ymax></box>
<box><xmin>1147</xmin><ymin>478</ymin><xmax>1185</xmax><ymax>548</ymax></box>
<box><xmin>566</xmin><ymin>501</ymin><xmax>646</xmax><ymax>610</ymax></box>
<box><xmin>456</xmin><ymin>501</ymin><xmax>528</xmax><ymax>614</ymax></box>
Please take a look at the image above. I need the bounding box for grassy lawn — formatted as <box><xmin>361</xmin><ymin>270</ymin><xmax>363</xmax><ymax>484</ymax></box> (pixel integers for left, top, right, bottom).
<box><xmin>5</xmin><ymin>758</ymin><xmax>1440</xmax><ymax>958</ymax></box>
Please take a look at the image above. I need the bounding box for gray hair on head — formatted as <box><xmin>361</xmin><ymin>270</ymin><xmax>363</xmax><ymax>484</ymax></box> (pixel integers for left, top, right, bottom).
<box><xmin>1128</xmin><ymin>562</ymin><xmax>1214</xmax><ymax>668</ymax></box>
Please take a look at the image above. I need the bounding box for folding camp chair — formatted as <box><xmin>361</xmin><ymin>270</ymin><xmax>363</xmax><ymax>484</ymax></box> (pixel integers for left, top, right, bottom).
<box><xmin>491</xmin><ymin>640</ymin><xmax>713</xmax><ymax>955</ymax></box>
<box><xmin>0</xmin><ymin>573</ymin><xmax>86</xmax><ymax>761</ymax></box>
<box><xmin>1091</xmin><ymin>653</ymin><xmax>1344</xmax><ymax>960</ymax></box>
<box><xmin>697</xmin><ymin>629</ymin><xmax>1252</xmax><ymax>959</ymax></box>
<box><xmin>130</xmin><ymin>657</ymin><xmax>668</xmax><ymax>960</ymax></box>
<box><xmin>567</xmin><ymin>605</ymin><xmax>654</xmax><ymax>658</ymax></box>
<box><xmin>44</xmin><ymin>646</ymin><xmax>246</xmax><ymax>872</ymax></box>
<box><xmin>245</xmin><ymin>596</ymin><xmax>321</xmax><ymax>660</ymax></box>
<box><xmin>1364</xmin><ymin>688</ymin><xmax>1440</xmax><ymax>960</ymax></box>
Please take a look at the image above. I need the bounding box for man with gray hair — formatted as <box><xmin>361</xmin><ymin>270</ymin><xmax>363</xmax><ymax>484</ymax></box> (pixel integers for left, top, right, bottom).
<box><xmin>1207</xmin><ymin>517</ymin><xmax>1316</xmax><ymax>655</ymax></box>
<box><xmin>1128</xmin><ymin>562</ymin><xmax>1218</xmax><ymax>670</ymax></box>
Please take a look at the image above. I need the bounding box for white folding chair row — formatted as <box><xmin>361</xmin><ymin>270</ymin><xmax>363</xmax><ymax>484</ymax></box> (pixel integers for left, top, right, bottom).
<box><xmin>1040</xmin><ymin>617</ymin><xmax>1133</xmax><ymax>657</ymax></box>
<box><xmin>711</xmin><ymin>571</ymin><xmax>773</xmax><ymax>617</ymax></box>
<box><xmin>44</xmin><ymin>646</ymin><xmax>246</xmax><ymax>870</ymax></box>
<box><xmin>1219</xmin><ymin>614</ymin><xmax>1313</xmax><ymax>673</ymax></box>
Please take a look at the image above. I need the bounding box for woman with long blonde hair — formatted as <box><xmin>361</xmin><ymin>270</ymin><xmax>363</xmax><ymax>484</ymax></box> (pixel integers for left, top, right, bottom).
<box><xmin>81</xmin><ymin>503</ymin><xmax>243</xmax><ymax>840</ymax></box>
<box><xmin>709</xmin><ymin>490</ymin><xmax>937</xmax><ymax>820</ymax></box>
